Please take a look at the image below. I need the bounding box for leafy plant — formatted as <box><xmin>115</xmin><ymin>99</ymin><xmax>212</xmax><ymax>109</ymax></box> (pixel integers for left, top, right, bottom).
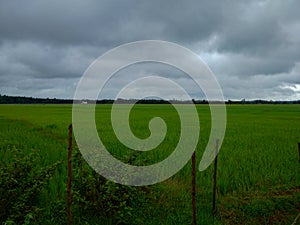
<box><xmin>0</xmin><ymin>145</ymin><xmax>61</xmax><ymax>224</ymax></box>
<box><xmin>71</xmin><ymin>147</ymin><xmax>150</xmax><ymax>224</ymax></box>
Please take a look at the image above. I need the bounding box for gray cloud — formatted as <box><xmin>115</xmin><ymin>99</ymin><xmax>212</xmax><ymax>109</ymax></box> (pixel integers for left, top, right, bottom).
<box><xmin>0</xmin><ymin>0</ymin><xmax>299</xmax><ymax>100</ymax></box>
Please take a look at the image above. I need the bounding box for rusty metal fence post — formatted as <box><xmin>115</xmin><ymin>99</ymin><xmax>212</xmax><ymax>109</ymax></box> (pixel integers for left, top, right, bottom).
<box><xmin>298</xmin><ymin>143</ymin><xmax>300</xmax><ymax>162</ymax></box>
<box><xmin>67</xmin><ymin>124</ymin><xmax>72</xmax><ymax>225</ymax></box>
<box><xmin>192</xmin><ymin>151</ymin><xmax>196</xmax><ymax>225</ymax></box>
<box><xmin>213</xmin><ymin>139</ymin><xmax>219</xmax><ymax>215</ymax></box>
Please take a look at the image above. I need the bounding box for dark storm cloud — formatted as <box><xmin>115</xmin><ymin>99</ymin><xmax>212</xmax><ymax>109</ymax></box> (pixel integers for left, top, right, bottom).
<box><xmin>0</xmin><ymin>0</ymin><xmax>299</xmax><ymax>99</ymax></box>
<box><xmin>0</xmin><ymin>0</ymin><xmax>124</xmax><ymax>46</ymax></box>
<box><xmin>212</xmin><ymin>1</ymin><xmax>300</xmax><ymax>77</ymax></box>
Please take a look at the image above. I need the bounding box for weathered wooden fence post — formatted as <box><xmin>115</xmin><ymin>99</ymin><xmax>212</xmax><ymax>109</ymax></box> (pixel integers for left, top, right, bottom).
<box><xmin>192</xmin><ymin>151</ymin><xmax>196</xmax><ymax>225</ymax></box>
<box><xmin>298</xmin><ymin>143</ymin><xmax>300</xmax><ymax>162</ymax></box>
<box><xmin>67</xmin><ymin>124</ymin><xmax>72</xmax><ymax>225</ymax></box>
<box><xmin>212</xmin><ymin>139</ymin><xmax>219</xmax><ymax>215</ymax></box>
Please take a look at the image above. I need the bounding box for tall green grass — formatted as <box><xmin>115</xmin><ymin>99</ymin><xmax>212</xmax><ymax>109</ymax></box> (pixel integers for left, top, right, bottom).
<box><xmin>0</xmin><ymin>104</ymin><xmax>299</xmax><ymax>224</ymax></box>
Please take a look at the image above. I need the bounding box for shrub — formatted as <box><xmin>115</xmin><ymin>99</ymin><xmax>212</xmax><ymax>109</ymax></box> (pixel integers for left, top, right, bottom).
<box><xmin>0</xmin><ymin>145</ymin><xmax>61</xmax><ymax>224</ymax></box>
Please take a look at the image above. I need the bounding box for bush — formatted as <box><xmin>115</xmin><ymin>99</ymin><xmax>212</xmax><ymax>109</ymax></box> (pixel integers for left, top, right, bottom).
<box><xmin>0</xmin><ymin>145</ymin><xmax>61</xmax><ymax>224</ymax></box>
<box><xmin>71</xmin><ymin>147</ymin><xmax>150</xmax><ymax>224</ymax></box>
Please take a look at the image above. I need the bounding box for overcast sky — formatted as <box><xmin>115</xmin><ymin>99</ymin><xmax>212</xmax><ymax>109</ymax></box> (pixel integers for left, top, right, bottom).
<box><xmin>0</xmin><ymin>0</ymin><xmax>299</xmax><ymax>100</ymax></box>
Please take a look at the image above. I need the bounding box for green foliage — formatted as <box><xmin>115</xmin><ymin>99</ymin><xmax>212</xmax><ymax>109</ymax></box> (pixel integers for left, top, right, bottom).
<box><xmin>0</xmin><ymin>145</ymin><xmax>61</xmax><ymax>224</ymax></box>
<box><xmin>0</xmin><ymin>104</ymin><xmax>299</xmax><ymax>224</ymax></box>
<box><xmin>71</xmin><ymin>147</ymin><xmax>151</xmax><ymax>224</ymax></box>
<box><xmin>219</xmin><ymin>187</ymin><xmax>300</xmax><ymax>224</ymax></box>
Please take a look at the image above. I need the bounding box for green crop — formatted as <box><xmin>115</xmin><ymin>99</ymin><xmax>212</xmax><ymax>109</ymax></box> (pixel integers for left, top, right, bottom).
<box><xmin>0</xmin><ymin>104</ymin><xmax>299</xmax><ymax>224</ymax></box>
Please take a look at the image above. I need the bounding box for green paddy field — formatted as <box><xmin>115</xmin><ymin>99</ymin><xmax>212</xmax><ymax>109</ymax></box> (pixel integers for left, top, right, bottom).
<box><xmin>0</xmin><ymin>104</ymin><xmax>299</xmax><ymax>224</ymax></box>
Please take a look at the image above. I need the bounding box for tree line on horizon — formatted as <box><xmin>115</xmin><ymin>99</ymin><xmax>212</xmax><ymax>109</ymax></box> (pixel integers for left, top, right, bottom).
<box><xmin>0</xmin><ymin>94</ymin><xmax>299</xmax><ymax>104</ymax></box>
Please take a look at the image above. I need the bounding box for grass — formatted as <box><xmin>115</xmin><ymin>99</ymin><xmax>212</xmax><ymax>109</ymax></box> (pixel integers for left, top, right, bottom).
<box><xmin>0</xmin><ymin>104</ymin><xmax>299</xmax><ymax>224</ymax></box>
